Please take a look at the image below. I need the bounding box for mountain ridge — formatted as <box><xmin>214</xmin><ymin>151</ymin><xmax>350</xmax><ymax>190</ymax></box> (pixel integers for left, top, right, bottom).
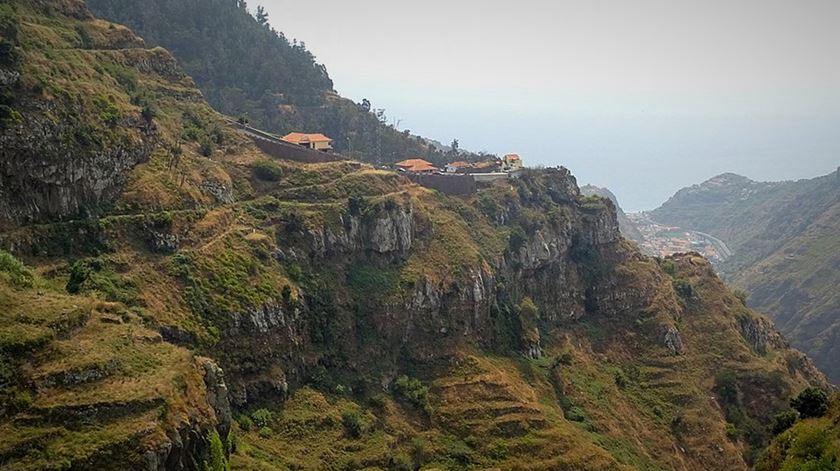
<box><xmin>650</xmin><ymin>168</ymin><xmax>840</xmax><ymax>384</ymax></box>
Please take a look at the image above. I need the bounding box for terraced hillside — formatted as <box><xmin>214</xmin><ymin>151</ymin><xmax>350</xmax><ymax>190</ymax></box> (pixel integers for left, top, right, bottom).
<box><xmin>0</xmin><ymin>1</ymin><xmax>833</xmax><ymax>470</ymax></box>
<box><xmin>650</xmin><ymin>172</ymin><xmax>840</xmax><ymax>384</ymax></box>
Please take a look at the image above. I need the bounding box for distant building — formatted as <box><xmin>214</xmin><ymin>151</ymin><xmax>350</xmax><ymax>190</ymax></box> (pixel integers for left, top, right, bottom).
<box><xmin>502</xmin><ymin>153</ymin><xmax>524</xmax><ymax>171</ymax></box>
<box><xmin>282</xmin><ymin>132</ymin><xmax>334</xmax><ymax>151</ymax></box>
<box><xmin>395</xmin><ymin>158</ymin><xmax>438</xmax><ymax>173</ymax></box>
<box><xmin>445</xmin><ymin>161</ymin><xmax>471</xmax><ymax>173</ymax></box>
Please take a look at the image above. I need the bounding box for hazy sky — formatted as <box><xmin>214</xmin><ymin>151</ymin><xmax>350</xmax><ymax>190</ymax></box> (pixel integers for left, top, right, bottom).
<box><xmin>261</xmin><ymin>0</ymin><xmax>840</xmax><ymax>210</ymax></box>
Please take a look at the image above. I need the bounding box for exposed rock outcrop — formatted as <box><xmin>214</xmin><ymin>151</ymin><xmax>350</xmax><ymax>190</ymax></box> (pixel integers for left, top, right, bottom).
<box><xmin>306</xmin><ymin>203</ymin><xmax>414</xmax><ymax>257</ymax></box>
<box><xmin>737</xmin><ymin>314</ymin><xmax>787</xmax><ymax>355</ymax></box>
<box><xmin>0</xmin><ymin>106</ymin><xmax>157</xmax><ymax>227</ymax></box>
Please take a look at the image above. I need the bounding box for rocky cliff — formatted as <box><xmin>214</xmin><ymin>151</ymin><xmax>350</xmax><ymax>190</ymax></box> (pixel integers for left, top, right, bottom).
<box><xmin>581</xmin><ymin>184</ymin><xmax>644</xmax><ymax>244</ymax></box>
<box><xmin>0</xmin><ymin>0</ymin><xmax>205</xmax><ymax>228</ymax></box>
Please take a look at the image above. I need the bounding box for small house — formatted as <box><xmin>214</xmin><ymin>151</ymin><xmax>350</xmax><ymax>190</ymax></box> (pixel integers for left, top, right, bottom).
<box><xmin>502</xmin><ymin>153</ymin><xmax>524</xmax><ymax>171</ymax></box>
<box><xmin>395</xmin><ymin>158</ymin><xmax>438</xmax><ymax>173</ymax></box>
<box><xmin>282</xmin><ymin>132</ymin><xmax>334</xmax><ymax>151</ymax></box>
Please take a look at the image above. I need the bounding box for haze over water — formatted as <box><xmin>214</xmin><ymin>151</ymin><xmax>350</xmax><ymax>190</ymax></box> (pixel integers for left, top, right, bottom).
<box><xmin>263</xmin><ymin>0</ymin><xmax>840</xmax><ymax>211</ymax></box>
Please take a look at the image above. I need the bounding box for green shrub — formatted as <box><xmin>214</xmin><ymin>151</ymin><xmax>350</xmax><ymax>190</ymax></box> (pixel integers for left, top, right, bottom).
<box><xmin>199</xmin><ymin>137</ymin><xmax>214</xmax><ymax>157</ymax></box>
<box><xmin>791</xmin><ymin>387</ymin><xmax>829</xmax><ymax>419</ymax></box>
<box><xmin>202</xmin><ymin>429</ymin><xmax>228</xmax><ymax>471</ymax></box>
<box><xmin>341</xmin><ymin>409</ymin><xmax>364</xmax><ymax>438</ymax></box>
<box><xmin>0</xmin><ymin>251</ymin><xmax>34</xmax><ymax>288</ymax></box>
<box><xmin>257</xmin><ymin>426</ymin><xmax>272</xmax><ymax>438</ymax></box>
<box><xmin>250</xmin><ymin>408</ymin><xmax>274</xmax><ymax>428</ymax></box>
<box><xmin>392</xmin><ymin>375</ymin><xmax>431</xmax><ymax>414</ymax></box>
<box><xmin>94</xmin><ymin>95</ymin><xmax>120</xmax><ymax>127</ymax></box>
<box><xmin>552</xmin><ymin>352</ymin><xmax>574</xmax><ymax>367</ymax></box>
<box><xmin>659</xmin><ymin>258</ymin><xmax>676</xmax><ymax>276</ymax></box>
<box><xmin>725</xmin><ymin>423</ymin><xmax>739</xmax><ymax>440</ymax></box>
<box><xmin>281</xmin><ymin>284</ymin><xmax>292</xmax><ymax>304</ymax></box>
<box><xmin>565</xmin><ymin>406</ymin><xmax>586</xmax><ymax>422</ymax></box>
<box><xmin>236</xmin><ymin>415</ymin><xmax>253</xmax><ymax>431</ymax></box>
<box><xmin>252</xmin><ymin>160</ymin><xmax>283</xmax><ymax>181</ymax></box>
<box><xmin>772</xmin><ymin>410</ymin><xmax>798</xmax><ymax>435</ymax></box>
<box><xmin>65</xmin><ymin>258</ymin><xmax>139</xmax><ymax>305</ymax></box>
<box><xmin>714</xmin><ymin>370</ymin><xmax>741</xmax><ymax>412</ymax></box>
<box><xmin>347</xmin><ymin>262</ymin><xmax>398</xmax><ymax>296</ymax></box>
<box><xmin>11</xmin><ymin>389</ymin><xmax>32</xmax><ymax>410</ymax></box>
<box><xmin>286</xmin><ymin>263</ymin><xmax>303</xmax><ymax>282</ymax></box>
<box><xmin>782</xmin><ymin>424</ymin><xmax>834</xmax><ymax>468</ymax></box>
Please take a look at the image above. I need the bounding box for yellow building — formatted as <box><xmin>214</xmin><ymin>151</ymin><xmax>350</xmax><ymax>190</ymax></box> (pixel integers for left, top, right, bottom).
<box><xmin>282</xmin><ymin>132</ymin><xmax>334</xmax><ymax>151</ymax></box>
<box><xmin>502</xmin><ymin>153</ymin><xmax>524</xmax><ymax>171</ymax></box>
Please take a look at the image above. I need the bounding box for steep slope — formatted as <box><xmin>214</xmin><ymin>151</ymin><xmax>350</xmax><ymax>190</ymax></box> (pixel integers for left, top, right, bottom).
<box><xmin>649</xmin><ymin>171</ymin><xmax>840</xmax><ymax>383</ymax></box>
<box><xmin>0</xmin><ymin>1</ymin><xmax>832</xmax><ymax>470</ymax></box>
<box><xmin>581</xmin><ymin>185</ymin><xmax>644</xmax><ymax>244</ymax></box>
<box><xmin>758</xmin><ymin>395</ymin><xmax>840</xmax><ymax>470</ymax></box>
<box><xmin>0</xmin><ymin>251</ymin><xmax>231</xmax><ymax>470</ymax></box>
<box><xmin>85</xmin><ymin>0</ymin><xmax>490</xmax><ymax>166</ymax></box>
<box><xmin>0</xmin><ymin>1</ymin><xmax>236</xmax><ymax>468</ymax></box>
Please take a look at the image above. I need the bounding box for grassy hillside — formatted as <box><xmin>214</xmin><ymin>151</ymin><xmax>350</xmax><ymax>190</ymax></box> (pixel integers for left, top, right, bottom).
<box><xmin>0</xmin><ymin>250</ymin><xmax>227</xmax><ymax>470</ymax></box>
<box><xmin>649</xmin><ymin>171</ymin><xmax>840</xmax><ymax>384</ymax></box>
<box><xmin>0</xmin><ymin>1</ymin><xmax>833</xmax><ymax>469</ymax></box>
<box><xmin>85</xmin><ymin>0</ymin><xmax>491</xmax><ymax>166</ymax></box>
<box><xmin>757</xmin><ymin>395</ymin><xmax>839</xmax><ymax>471</ymax></box>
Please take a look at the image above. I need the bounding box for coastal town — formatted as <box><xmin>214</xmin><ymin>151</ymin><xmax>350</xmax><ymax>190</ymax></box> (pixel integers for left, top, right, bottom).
<box><xmin>627</xmin><ymin>212</ymin><xmax>732</xmax><ymax>265</ymax></box>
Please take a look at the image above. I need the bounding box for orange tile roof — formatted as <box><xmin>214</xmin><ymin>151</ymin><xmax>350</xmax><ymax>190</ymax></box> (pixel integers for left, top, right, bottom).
<box><xmin>395</xmin><ymin>158</ymin><xmax>434</xmax><ymax>168</ymax></box>
<box><xmin>447</xmin><ymin>161</ymin><xmax>471</xmax><ymax>168</ymax></box>
<box><xmin>282</xmin><ymin>132</ymin><xmax>333</xmax><ymax>144</ymax></box>
<box><xmin>504</xmin><ymin>153</ymin><xmax>521</xmax><ymax>160</ymax></box>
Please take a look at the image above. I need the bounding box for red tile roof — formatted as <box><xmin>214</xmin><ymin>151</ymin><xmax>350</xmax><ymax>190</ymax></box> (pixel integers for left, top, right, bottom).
<box><xmin>282</xmin><ymin>132</ymin><xmax>333</xmax><ymax>144</ymax></box>
<box><xmin>395</xmin><ymin>158</ymin><xmax>434</xmax><ymax>168</ymax></box>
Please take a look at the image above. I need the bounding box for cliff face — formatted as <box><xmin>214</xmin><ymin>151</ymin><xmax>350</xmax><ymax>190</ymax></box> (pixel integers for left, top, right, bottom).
<box><xmin>0</xmin><ymin>2</ymin><xmax>234</xmax><ymax>469</ymax></box>
<box><xmin>581</xmin><ymin>184</ymin><xmax>644</xmax><ymax>244</ymax></box>
<box><xmin>0</xmin><ymin>0</ymin><xmax>205</xmax><ymax>229</ymax></box>
<box><xmin>650</xmin><ymin>171</ymin><xmax>840</xmax><ymax>384</ymax></box>
<box><xmin>0</xmin><ymin>2</ymin><xmax>832</xmax><ymax>470</ymax></box>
